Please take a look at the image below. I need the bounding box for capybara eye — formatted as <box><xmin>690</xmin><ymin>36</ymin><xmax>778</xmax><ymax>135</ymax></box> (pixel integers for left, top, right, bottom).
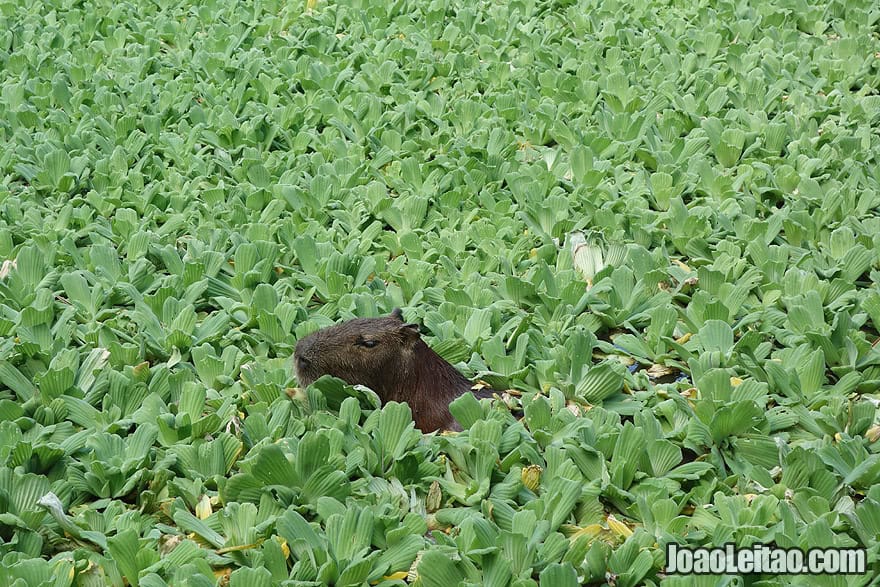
<box><xmin>357</xmin><ymin>338</ymin><xmax>378</xmax><ymax>348</ymax></box>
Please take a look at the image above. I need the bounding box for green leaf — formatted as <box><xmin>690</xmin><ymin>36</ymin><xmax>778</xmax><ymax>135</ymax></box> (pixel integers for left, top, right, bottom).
<box><xmin>463</xmin><ymin>308</ymin><xmax>492</xmax><ymax>346</ymax></box>
<box><xmin>42</xmin><ymin>149</ymin><xmax>71</xmax><ymax>189</ymax></box>
<box><xmin>107</xmin><ymin>529</ymin><xmax>143</xmax><ymax>587</ymax></box>
<box><xmin>326</xmin><ymin>505</ymin><xmax>373</xmax><ymax>562</ymax></box>
<box><xmin>251</xmin><ymin>443</ymin><xmax>299</xmax><ymax>488</ymax></box>
<box><xmin>0</xmin><ymin>361</ymin><xmax>37</xmax><ymax>401</ymax></box>
<box><xmin>710</xmin><ymin>401</ymin><xmax>763</xmax><ymax>444</ymax></box>
<box><xmin>172</xmin><ymin>500</ymin><xmax>226</xmax><ymax>548</ymax></box>
<box><xmin>417</xmin><ymin>550</ymin><xmax>466</xmax><ymax>587</ymax></box>
<box><xmin>448</xmin><ymin>391</ymin><xmax>484</xmax><ymax>430</ymax></box>
<box><xmin>576</xmin><ymin>361</ymin><xmax>625</xmax><ymax>403</ymax></box>
<box><xmin>539</xmin><ymin>563</ymin><xmax>579</xmax><ymax>587</ymax></box>
<box><xmin>610</xmin><ymin>422</ymin><xmax>644</xmax><ymax>490</ymax></box>
<box><xmin>646</xmin><ymin>439</ymin><xmax>682</xmax><ymax>477</ymax></box>
<box><xmin>697</xmin><ymin>320</ymin><xmax>733</xmax><ymax>355</ymax></box>
<box><xmin>276</xmin><ymin>509</ymin><xmax>328</xmax><ymax>567</ymax></box>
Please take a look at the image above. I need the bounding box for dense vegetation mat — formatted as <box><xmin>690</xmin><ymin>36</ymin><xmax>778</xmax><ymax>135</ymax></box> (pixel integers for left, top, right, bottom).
<box><xmin>1</xmin><ymin>0</ymin><xmax>879</xmax><ymax>584</ymax></box>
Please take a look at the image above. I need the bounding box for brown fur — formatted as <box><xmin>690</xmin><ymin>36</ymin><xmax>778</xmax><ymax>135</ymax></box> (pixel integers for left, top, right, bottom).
<box><xmin>294</xmin><ymin>309</ymin><xmax>492</xmax><ymax>431</ymax></box>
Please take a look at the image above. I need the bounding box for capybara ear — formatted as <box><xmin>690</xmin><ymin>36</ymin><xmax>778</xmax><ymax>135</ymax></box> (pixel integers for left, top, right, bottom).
<box><xmin>400</xmin><ymin>322</ymin><xmax>421</xmax><ymax>338</ymax></box>
<box><xmin>390</xmin><ymin>309</ymin><xmax>420</xmax><ymax>337</ymax></box>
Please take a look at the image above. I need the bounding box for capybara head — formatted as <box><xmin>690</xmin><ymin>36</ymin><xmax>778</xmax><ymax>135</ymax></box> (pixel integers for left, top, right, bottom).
<box><xmin>294</xmin><ymin>308</ymin><xmax>421</xmax><ymax>396</ymax></box>
<box><xmin>293</xmin><ymin>308</ymin><xmax>484</xmax><ymax>432</ymax></box>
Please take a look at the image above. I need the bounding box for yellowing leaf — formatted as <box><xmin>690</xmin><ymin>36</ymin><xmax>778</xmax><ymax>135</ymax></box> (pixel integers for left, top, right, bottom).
<box><xmin>195</xmin><ymin>494</ymin><xmax>212</xmax><ymax>520</ymax></box>
<box><xmin>606</xmin><ymin>515</ymin><xmax>634</xmax><ymax>538</ymax></box>
<box><xmin>521</xmin><ymin>465</ymin><xmax>542</xmax><ymax>492</ymax></box>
